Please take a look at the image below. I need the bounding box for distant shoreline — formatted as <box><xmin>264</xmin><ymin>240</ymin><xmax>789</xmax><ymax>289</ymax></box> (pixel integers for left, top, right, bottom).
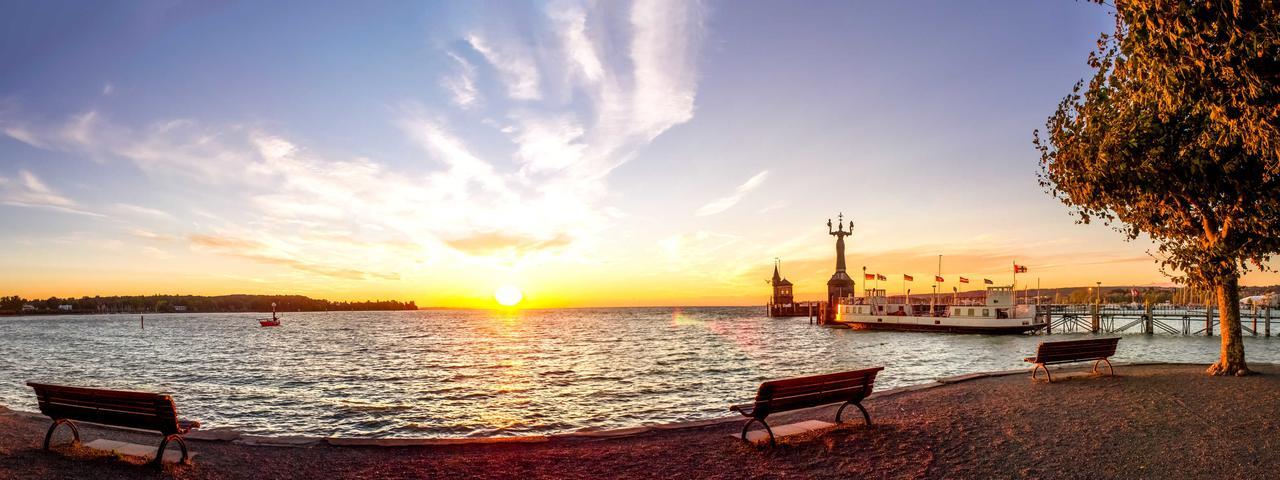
<box><xmin>0</xmin><ymin>309</ymin><xmax>418</xmax><ymax>317</ymax></box>
<box><xmin>0</xmin><ymin>293</ymin><xmax>416</xmax><ymax>316</ymax></box>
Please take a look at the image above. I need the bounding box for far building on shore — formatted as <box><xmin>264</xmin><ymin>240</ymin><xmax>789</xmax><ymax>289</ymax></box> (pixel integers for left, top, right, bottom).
<box><xmin>770</xmin><ymin>261</ymin><xmax>793</xmax><ymax>305</ymax></box>
<box><xmin>767</xmin><ymin>260</ymin><xmax>819</xmax><ymax>317</ymax></box>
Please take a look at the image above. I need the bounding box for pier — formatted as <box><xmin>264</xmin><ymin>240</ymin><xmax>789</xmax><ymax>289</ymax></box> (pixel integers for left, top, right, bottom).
<box><xmin>1038</xmin><ymin>303</ymin><xmax>1276</xmax><ymax>337</ymax></box>
<box><xmin>786</xmin><ymin>298</ymin><xmax>1279</xmax><ymax>337</ymax></box>
<box><xmin>766</xmin><ymin>300</ymin><xmax>825</xmax><ymax>319</ymax></box>
<box><xmin>773</xmin><ymin>301</ymin><xmax>1280</xmax><ymax>337</ymax></box>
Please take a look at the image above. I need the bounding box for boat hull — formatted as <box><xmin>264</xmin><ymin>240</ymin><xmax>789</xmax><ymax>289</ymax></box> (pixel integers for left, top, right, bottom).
<box><xmin>260</xmin><ymin>320</ymin><xmax>280</xmax><ymax>327</ymax></box>
<box><xmin>842</xmin><ymin>320</ymin><xmax>1044</xmax><ymax>335</ymax></box>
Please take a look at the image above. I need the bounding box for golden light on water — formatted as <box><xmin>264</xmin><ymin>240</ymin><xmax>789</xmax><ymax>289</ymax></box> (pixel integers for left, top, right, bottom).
<box><xmin>494</xmin><ymin>285</ymin><xmax>524</xmax><ymax>307</ymax></box>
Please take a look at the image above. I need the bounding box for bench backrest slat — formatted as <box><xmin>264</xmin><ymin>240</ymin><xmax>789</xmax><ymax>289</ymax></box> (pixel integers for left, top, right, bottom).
<box><xmin>28</xmin><ymin>382</ymin><xmax>181</xmax><ymax>435</ymax></box>
<box><xmin>1031</xmin><ymin>338</ymin><xmax>1119</xmax><ymax>363</ymax></box>
<box><xmin>752</xmin><ymin>367</ymin><xmax>883</xmax><ymax>417</ymax></box>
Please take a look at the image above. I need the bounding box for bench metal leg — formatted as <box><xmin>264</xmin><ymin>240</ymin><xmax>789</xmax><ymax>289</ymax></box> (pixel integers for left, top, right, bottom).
<box><xmin>1092</xmin><ymin>358</ymin><xmax>1114</xmax><ymax>376</ymax></box>
<box><xmin>43</xmin><ymin>419</ymin><xmax>80</xmax><ymax>450</ymax></box>
<box><xmin>740</xmin><ymin>418</ymin><xmax>776</xmax><ymax>447</ymax></box>
<box><xmin>835</xmin><ymin>401</ymin><xmax>872</xmax><ymax>426</ymax></box>
<box><xmin>1030</xmin><ymin>363</ymin><xmax>1052</xmax><ymax>383</ymax></box>
<box><xmin>152</xmin><ymin>434</ymin><xmax>189</xmax><ymax>468</ymax></box>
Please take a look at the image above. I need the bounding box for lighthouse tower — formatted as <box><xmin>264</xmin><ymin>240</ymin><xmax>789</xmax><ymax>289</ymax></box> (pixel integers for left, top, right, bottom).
<box><xmin>770</xmin><ymin>260</ymin><xmax>794</xmax><ymax>306</ymax></box>
<box><xmin>826</xmin><ymin>213</ymin><xmax>855</xmax><ymax>304</ymax></box>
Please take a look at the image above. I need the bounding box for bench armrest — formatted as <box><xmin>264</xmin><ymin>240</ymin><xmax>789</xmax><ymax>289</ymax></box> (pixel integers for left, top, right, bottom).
<box><xmin>1023</xmin><ymin>357</ymin><xmax>1037</xmax><ymax>363</ymax></box>
<box><xmin>729</xmin><ymin>404</ymin><xmax>755</xmax><ymax>417</ymax></box>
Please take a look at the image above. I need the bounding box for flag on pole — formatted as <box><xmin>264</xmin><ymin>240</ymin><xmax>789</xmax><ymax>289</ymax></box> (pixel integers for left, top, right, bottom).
<box><xmin>983</xmin><ymin>279</ymin><xmax>994</xmax><ymax>285</ymax></box>
<box><xmin>904</xmin><ymin>274</ymin><xmax>913</xmax><ymax>281</ymax></box>
<box><xmin>1014</xmin><ymin>265</ymin><xmax>1028</xmax><ymax>273</ymax></box>
<box><xmin>877</xmin><ymin>274</ymin><xmax>887</xmax><ymax>281</ymax></box>
<box><xmin>864</xmin><ymin>273</ymin><xmax>875</xmax><ymax>280</ymax></box>
<box><xmin>959</xmin><ymin>277</ymin><xmax>970</xmax><ymax>283</ymax></box>
<box><xmin>934</xmin><ymin>275</ymin><xmax>944</xmax><ymax>282</ymax></box>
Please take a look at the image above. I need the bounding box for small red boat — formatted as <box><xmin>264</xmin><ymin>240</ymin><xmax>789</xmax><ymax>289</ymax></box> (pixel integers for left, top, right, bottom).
<box><xmin>259</xmin><ymin>302</ymin><xmax>281</xmax><ymax>327</ymax></box>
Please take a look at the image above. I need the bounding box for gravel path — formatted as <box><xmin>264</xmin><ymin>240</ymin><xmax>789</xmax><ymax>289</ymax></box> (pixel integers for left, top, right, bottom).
<box><xmin>1</xmin><ymin>363</ymin><xmax>1277</xmax><ymax>479</ymax></box>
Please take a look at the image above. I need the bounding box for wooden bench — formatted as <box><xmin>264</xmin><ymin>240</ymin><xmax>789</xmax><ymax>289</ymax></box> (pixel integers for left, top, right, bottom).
<box><xmin>1023</xmin><ymin>337</ymin><xmax>1121</xmax><ymax>382</ymax></box>
<box><xmin>27</xmin><ymin>382</ymin><xmax>200</xmax><ymax>467</ymax></box>
<box><xmin>729</xmin><ymin>366</ymin><xmax>883</xmax><ymax>446</ymax></box>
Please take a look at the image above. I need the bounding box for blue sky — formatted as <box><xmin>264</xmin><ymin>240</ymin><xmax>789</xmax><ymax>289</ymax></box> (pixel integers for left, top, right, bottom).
<box><xmin>3</xmin><ymin>1</ymin><xmax>1219</xmax><ymax>307</ymax></box>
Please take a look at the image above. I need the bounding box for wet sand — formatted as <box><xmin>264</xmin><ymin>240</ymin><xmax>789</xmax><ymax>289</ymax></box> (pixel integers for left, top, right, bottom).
<box><xmin>2</xmin><ymin>363</ymin><xmax>1278</xmax><ymax>479</ymax></box>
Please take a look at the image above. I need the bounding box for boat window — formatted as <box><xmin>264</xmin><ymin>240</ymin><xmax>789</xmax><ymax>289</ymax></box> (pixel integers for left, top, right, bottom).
<box><xmin>953</xmin><ymin>308</ymin><xmax>960</xmax><ymax>315</ymax></box>
<box><xmin>983</xmin><ymin>309</ymin><xmax>989</xmax><ymax>316</ymax></box>
<box><xmin>967</xmin><ymin>308</ymin><xmax>974</xmax><ymax>316</ymax></box>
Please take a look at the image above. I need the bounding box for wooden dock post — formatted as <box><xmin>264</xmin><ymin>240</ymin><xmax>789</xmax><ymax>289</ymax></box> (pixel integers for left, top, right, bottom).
<box><xmin>1253</xmin><ymin>306</ymin><xmax>1259</xmax><ymax>336</ymax></box>
<box><xmin>1205</xmin><ymin>302</ymin><xmax>1214</xmax><ymax>336</ymax></box>
<box><xmin>1090</xmin><ymin>303</ymin><xmax>1100</xmax><ymax>334</ymax></box>
<box><xmin>1267</xmin><ymin>307</ymin><xmax>1272</xmax><ymax>337</ymax></box>
<box><xmin>1144</xmin><ymin>301</ymin><xmax>1153</xmax><ymax>335</ymax></box>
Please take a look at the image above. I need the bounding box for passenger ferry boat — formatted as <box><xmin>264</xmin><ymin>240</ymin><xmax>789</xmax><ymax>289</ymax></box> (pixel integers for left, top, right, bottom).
<box><xmin>834</xmin><ymin>286</ymin><xmax>1047</xmax><ymax>334</ymax></box>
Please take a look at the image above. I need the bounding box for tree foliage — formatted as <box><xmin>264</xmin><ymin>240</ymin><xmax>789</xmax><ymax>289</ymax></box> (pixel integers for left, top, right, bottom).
<box><xmin>1035</xmin><ymin>0</ymin><xmax>1280</xmax><ymax>375</ymax></box>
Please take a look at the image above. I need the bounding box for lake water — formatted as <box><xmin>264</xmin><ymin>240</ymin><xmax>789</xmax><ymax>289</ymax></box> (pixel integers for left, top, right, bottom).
<box><xmin>2</xmin><ymin>307</ymin><xmax>1277</xmax><ymax>438</ymax></box>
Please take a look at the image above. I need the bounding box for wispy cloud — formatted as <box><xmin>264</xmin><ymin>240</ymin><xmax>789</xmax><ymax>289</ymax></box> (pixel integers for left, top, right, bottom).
<box><xmin>2</xmin><ymin>125</ymin><xmax>49</xmax><ymax>149</ymax></box>
<box><xmin>129</xmin><ymin>228</ymin><xmax>178</xmax><ymax>242</ymax></box>
<box><xmin>696</xmin><ymin>170</ymin><xmax>769</xmax><ymax>216</ymax></box>
<box><xmin>626</xmin><ymin>0</ymin><xmax>703</xmax><ymax>142</ymax></box>
<box><xmin>0</xmin><ymin>0</ymin><xmax>709</xmax><ymax>281</ymax></box>
<box><xmin>466</xmin><ymin>33</ymin><xmax>541</xmax><ymax>101</ymax></box>
<box><xmin>189</xmin><ymin>233</ymin><xmax>400</xmax><ymax>281</ymax></box>
<box><xmin>0</xmin><ymin>170</ymin><xmax>103</xmax><ymax>217</ymax></box>
<box><xmin>444</xmin><ymin>232</ymin><xmax>573</xmax><ymax>256</ymax></box>
<box><xmin>441</xmin><ymin>52</ymin><xmax>480</xmax><ymax>108</ymax></box>
<box><xmin>2</xmin><ymin>112</ymin><xmax>259</xmax><ymax>182</ymax></box>
<box><xmin>113</xmin><ymin>203</ymin><xmax>173</xmax><ymax>219</ymax></box>
<box><xmin>141</xmin><ymin>245</ymin><xmax>173</xmax><ymax>260</ymax></box>
<box><xmin>758</xmin><ymin>201</ymin><xmax>788</xmax><ymax>214</ymax></box>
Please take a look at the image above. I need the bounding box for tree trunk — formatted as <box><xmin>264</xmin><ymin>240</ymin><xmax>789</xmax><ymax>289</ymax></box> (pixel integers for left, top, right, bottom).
<box><xmin>1207</xmin><ymin>275</ymin><xmax>1250</xmax><ymax>376</ymax></box>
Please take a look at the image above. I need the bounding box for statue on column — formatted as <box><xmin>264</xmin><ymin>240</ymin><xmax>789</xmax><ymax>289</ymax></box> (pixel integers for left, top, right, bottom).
<box><xmin>826</xmin><ymin>213</ymin><xmax>856</xmax><ymax>304</ymax></box>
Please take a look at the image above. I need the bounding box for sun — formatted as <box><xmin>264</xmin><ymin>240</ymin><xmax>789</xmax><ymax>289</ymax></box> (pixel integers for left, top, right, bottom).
<box><xmin>494</xmin><ymin>285</ymin><xmax>524</xmax><ymax>307</ymax></box>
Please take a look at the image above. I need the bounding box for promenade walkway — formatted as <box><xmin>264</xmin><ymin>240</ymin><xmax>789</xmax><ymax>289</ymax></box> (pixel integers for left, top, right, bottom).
<box><xmin>1</xmin><ymin>363</ymin><xmax>1277</xmax><ymax>479</ymax></box>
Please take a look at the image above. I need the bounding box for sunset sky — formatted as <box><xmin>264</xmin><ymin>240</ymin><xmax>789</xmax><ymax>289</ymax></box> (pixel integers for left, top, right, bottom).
<box><xmin>3</xmin><ymin>1</ymin><xmax>1276</xmax><ymax>308</ymax></box>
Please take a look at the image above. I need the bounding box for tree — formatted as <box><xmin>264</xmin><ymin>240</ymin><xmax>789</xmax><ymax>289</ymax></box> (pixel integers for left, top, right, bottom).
<box><xmin>1036</xmin><ymin>1</ymin><xmax>1280</xmax><ymax>376</ymax></box>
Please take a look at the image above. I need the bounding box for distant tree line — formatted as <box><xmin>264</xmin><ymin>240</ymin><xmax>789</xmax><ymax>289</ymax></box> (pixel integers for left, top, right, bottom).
<box><xmin>0</xmin><ymin>294</ymin><xmax>417</xmax><ymax>315</ymax></box>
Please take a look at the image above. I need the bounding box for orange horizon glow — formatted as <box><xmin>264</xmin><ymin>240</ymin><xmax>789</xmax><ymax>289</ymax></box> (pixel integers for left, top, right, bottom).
<box><xmin>8</xmin><ymin>237</ymin><xmax>1280</xmax><ymax>310</ymax></box>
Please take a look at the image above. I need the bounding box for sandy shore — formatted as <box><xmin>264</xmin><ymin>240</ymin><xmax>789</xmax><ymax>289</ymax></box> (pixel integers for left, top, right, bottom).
<box><xmin>2</xmin><ymin>363</ymin><xmax>1279</xmax><ymax>479</ymax></box>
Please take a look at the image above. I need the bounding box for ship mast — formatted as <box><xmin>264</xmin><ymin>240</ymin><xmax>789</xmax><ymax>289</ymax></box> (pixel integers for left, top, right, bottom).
<box><xmin>932</xmin><ymin>255</ymin><xmax>941</xmax><ymax>314</ymax></box>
